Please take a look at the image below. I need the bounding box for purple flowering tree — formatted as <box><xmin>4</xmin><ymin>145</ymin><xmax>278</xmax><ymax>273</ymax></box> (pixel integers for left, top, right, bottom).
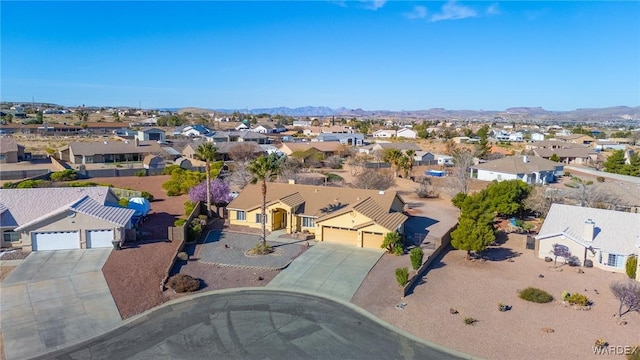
<box><xmin>189</xmin><ymin>179</ymin><xmax>233</xmax><ymax>217</ymax></box>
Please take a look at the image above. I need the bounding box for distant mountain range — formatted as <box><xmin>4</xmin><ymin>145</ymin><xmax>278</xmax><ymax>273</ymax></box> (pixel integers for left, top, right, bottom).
<box><xmin>207</xmin><ymin>105</ymin><xmax>640</xmax><ymax>124</ymax></box>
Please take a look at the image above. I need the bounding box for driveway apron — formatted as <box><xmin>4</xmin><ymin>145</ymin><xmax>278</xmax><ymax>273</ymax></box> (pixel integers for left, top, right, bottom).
<box><xmin>0</xmin><ymin>249</ymin><xmax>122</xmax><ymax>360</ymax></box>
<box><xmin>267</xmin><ymin>242</ymin><xmax>384</xmax><ymax>301</ymax></box>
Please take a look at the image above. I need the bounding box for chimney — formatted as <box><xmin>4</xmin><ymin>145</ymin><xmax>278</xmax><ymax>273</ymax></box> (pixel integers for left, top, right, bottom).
<box><xmin>522</xmin><ymin>155</ymin><xmax>529</xmax><ymax>163</ymax></box>
<box><xmin>583</xmin><ymin>219</ymin><xmax>595</xmax><ymax>241</ymax></box>
<box><xmin>288</xmin><ymin>179</ymin><xmax>296</xmax><ymax>185</ymax></box>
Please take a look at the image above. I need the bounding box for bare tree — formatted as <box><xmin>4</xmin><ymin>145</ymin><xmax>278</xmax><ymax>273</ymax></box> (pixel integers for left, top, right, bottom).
<box><xmin>325</xmin><ymin>155</ymin><xmax>343</xmax><ymax>169</ymax></box>
<box><xmin>610</xmin><ymin>280</ymin><xmax>640</xmax><ymax>317</ymax></box>
<box><xmin>228</xmin><ymin>142</ymin><xmax>260</xmax><ymax>162</ymax></box>
<box><xmin>564</xmin><ymin>176</ymin><xmax>620</xmax><ymax>209</ymax></box>
<box><xmin>451</xmin><ymin>148</ymin><xmax>474</xmax><ymax>195</ymax></box>
<box><xmin>416</xmin><ymin>176</ymin><xmax>439</xmax><ymax>198</ymax></box>
<box><xmin>347</xmin><ymin>155</ymin><xmax>368</xmax><ymax>177</ymax></box>
<box><xmin>278</xmin><ymin>157</ymin><xmax>303</xmax><ymax>182</ymax></box>
<box><xmin>352</xmin><ymin>168</ymin><xmax>395</xmax><ymax>190</ymax></box>
<box><xmin>524</xmin><ymin>186</ymin><xmax>555</xmax><ymax>217</ymax></box>
<box><xmin>227</xmin><ymin>161</ymin><xmax>253</xmax><ymax>189</ymax></box>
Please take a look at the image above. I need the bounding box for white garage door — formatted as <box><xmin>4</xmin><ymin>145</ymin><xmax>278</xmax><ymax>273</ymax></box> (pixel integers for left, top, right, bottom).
<box><xmin>87</xmin><ymin>229</ymin><xmax>114</xmax><ymax>248</ymax></box>
<box><xmin>32</xmin><ymin>231</ymin><xmax>80</xmax><ymax>251</ymax></box>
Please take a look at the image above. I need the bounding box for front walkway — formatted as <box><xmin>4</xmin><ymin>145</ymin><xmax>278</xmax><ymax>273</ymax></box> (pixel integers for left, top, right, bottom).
<box><xmin>267</xmin><ymin>242</ymin><xmax>384</xmax><ymax>301</ymax></box>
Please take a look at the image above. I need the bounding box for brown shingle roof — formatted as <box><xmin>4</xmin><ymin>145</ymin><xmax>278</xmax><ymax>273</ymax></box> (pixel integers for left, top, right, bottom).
<box><xmin>472</xmin><ymin>155</ymin><xmax>560</xmax><ymax>174</ymax></box>
<box><xmin>0</xmin><ymin>137</ymin><xmax>20</xmax><ymax>153</ymax></box>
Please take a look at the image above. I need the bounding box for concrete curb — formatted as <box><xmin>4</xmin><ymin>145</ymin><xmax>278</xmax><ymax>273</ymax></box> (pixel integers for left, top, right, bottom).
<box><xmin>25</xmin><ymin>287</ymin><xmax>482</xmax><ymax>360</ymax></box>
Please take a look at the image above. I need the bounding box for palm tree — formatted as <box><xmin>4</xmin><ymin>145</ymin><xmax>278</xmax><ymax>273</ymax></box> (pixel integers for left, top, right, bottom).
<box><xmin>194</xmin><ymin>143</ymin><xmax>218</xmax><ymax>217</ymax></box>
<box><xmin>248</xmin><ymin>153</ymin><xmax>283</xmax><ymax>246</ymax></box>
<box><xmin>384</xmin><ymin>148</ymin><xmax>403</xmax><ymax>178</ymax></box>
<box><xmin>405</xmin><ymin>149</ymin><xmax>416</xmax><ymax>177</ymax></box>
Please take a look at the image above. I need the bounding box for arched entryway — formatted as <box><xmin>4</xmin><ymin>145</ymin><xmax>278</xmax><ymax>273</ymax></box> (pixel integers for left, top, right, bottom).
<box><xmin>272</xmin><ymin>208</ymin><xmax>287</xmax><ymax>230</ymax></box>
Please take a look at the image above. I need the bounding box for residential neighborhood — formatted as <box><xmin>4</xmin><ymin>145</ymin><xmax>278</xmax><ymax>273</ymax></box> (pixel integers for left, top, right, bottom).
<box><xmin>1</xmin><ymin>102</ymin><xmax>639</xmax><ymax>360</ymax></box>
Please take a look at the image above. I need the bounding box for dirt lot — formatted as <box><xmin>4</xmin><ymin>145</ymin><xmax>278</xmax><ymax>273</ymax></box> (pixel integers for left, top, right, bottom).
<box><xmin>353</xmin><ymin>241</ymin><xmax>640</xmax><ymax>360</ymax></box>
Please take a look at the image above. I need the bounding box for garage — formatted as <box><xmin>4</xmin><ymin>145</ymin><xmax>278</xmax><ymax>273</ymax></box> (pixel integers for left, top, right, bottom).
<box><xmin>86</xmin><ymin>229</ymin><xmax>114</xmax><ymax>248</ymax></box>
<box><xmin>32</xmin><ymin>231</ymin><xmax>80</xmax><ymax>251</ymax></box>
<box><xmin>362</xmin><ymin>231</ymin><xmax>384</xmax><ymax>249</ymax></box>
<box><xmin>322</xmin><ymin>227</ymin><xmax>358</xmax><ymax>246</ymax></box>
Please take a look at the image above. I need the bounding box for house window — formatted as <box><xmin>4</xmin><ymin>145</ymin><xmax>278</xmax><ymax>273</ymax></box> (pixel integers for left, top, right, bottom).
<box><xmin>607</xmin><ymin>253</ymin><xmax>625</xmax><ymax>268</ymax></box>
<box><xmin>256</xmin><ymin>213</ymin><xmax>267</xmax><ymax>224</ymax></box>
<box><xmin>3</xmin><ymin>231</ymin><xmax>19</xmax><ymax>242</ymax></box>
<box><xmin>301</xmin><ymin>217</ymin><xmax>315</xmax><ymax>228</ymax></box>
<box><xmin>497</xmin><ymin>174</ymin><xmax>502</xmax><ymax>180</ymax></box>
<box><xmin>236</xmin><ymin>211</ymin><xmax>246</xmax><ymax>221</ymax></box>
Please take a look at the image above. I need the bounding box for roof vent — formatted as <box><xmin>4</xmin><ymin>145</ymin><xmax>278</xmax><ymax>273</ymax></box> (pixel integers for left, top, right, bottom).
<box><xmin>104</xmin><ymin>141</ymin><xmax>108</xmax><ymax>144</ymax></box>
<box><xmin>378</xmin><ymin>190</ymin><xmax>385</xmax><ymax>195</ymax></box>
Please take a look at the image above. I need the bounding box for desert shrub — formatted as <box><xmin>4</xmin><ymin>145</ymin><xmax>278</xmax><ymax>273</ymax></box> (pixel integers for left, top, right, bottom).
<box><xmin>561</xmin><ymin>290</ymin><xmax>570</xmax><ymax>301</ymax></box>
<box><xmin>248</xmin><ymin>243</ymin><xmax>273</xmax><ymax>255</ymax></box>
<box><xmin>135</xmin><ymin>170</ymin><xmax>147</xmax><ymax>177</ymax></box>
<box><xmin>184</xmin><ymin>201</ymin><xmax>196</xmax><ymax>216</ymax></box>
<box><xmin>498</xmin><ymin>303</ymin><xmax>510</xmax><ymax>312</ymax></box>
<box><xmin>167</xmin><ymin>274</ymin><xmax>200</xmax><ymax>293</ymax></box>
<box><xmin>16</xmin><ymin>179</ymin><xmax>45</xmax><ymax>188</ymax></box>
<box><xmin>596</xmin><ymin>176</ymin><xmax>605</xmax><ymax>183</ymax></box>
<box><xmin>564</xmin><ymin>171</ymin><xmax>571</xmax><ymax>177</ymax></box>
<box><xmin>162</xmin><ymin>165</ymin><xmax>181</xmax><ymax>175</ymax></box>
<box><xmin>326</xmin><ymin>173</ymin><xmax>343</xmax><ymax>183</ymax></box>
<box><xmin>519</xmin><ymin>287</ymin><xmax>554</xmax><ymax>303</ymax></box>
<box><xmin>464</xmin><ymin>317</ymin><xmax>477</xmax><ymax>325</ymax></box>
<box><xmin>177</xmin><ymin>252</ymin><xmax>189</xmax><ymax>261</ymax></box>
<box><xmin>325</xmin><ymin>155</ymin><xmax>343</xmax><ymax>169</ymax></box>
<box><xmin>627</xmin><ymin>345</ymin><xmax>640</xmax><ymax>360</ymax></box>
<box><xmin>395</xmin><ymin>267</ymin><xmax>409</xmax><ymax>287</ymax></box>
<box><xmin>50</xmin><ymin>169</ymin><xmax>78</xmax><ymax>181</ymax></box>
<box><xmin>393</xmin><ymin>243</ymin><xmax>404</xmax><ymax>256</ymax></box>
<box><xmin>118</xmin><ymin>198</ymin><xmax>129</xmax><ymax>207</ymax></box>
<box><xmin>381</xmin><ymin>232</ymin><xmax>402</xmax><ymax>253</ymax></box>
<box><xmin>627</xmin><ymin>255</ymin><xmax>638</xmax><ymax>279</ymax></box>
<box><xmin>594</xmin><ymin>339</ymin><xmax>608</xmax><ymax>349</ymax></box>
<box><xmin>567</xmin><ymin>256</ymin><xmax>581</xmax><ymax>267</ymax></box>
<box><xmin>410</xmin><ymin>247</ymin><xmax>424</xmax><ymax>270</ymax></box>
<box><xmin>188</xmin><ymin>221</ymin><xmax>203</xmax><ymax>242</ymax></box>
<box><xmin>174</xmin><ymin>218</ymin><xmax>187</xmax><ymax>227</ymax></box>
<box><xmin>2</xmin><ymin>182</ymin><xmax>17</xmax><ymax>189</ymax></box>
<box><xmin>566</xmin><ymin>293</ymin><xmax>590</xmax><ymax>306</ymax></box>
<box><xmin>140</xmin><ymin>191</ymin><xmax>154</xmax><ymax>201</ymax></box>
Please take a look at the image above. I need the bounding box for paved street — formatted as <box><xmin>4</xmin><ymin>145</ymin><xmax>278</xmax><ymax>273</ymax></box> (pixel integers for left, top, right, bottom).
<box><xmin>35</xmin><ymin>289</ymin><xmax>469</xmax><ymax>360</ymax></box>
<box><xmin>0</xmin><ymin>249</ymin><xmax>121</xmax><ymax>360</ymax></box>
<box><xmin>267</xmin><ymin>242</ymin><xmax>384</xmax><ymax>301</ymax></box>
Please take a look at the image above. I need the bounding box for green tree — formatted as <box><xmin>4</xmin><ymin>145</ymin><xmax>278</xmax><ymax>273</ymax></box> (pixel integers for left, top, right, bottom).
<box><xmin>248</xmin><ymin>153</ymin><xmax>283</xmax><ymax>246</ymax></box>
<box><xmin>410</xmin><ymin>247</ymin><xmax>424</xmax><ymax>270</ymax></box>
<box><xmin>75</xmin><ymin>109</ymin><xmax>89</xmax><ymax>122</ymax></box>
<box><xmin>194</xmin><ymin>143</ymin><xmax>218</xmax><ymax>217</ymax></box>
<box><xmin>603</xmin><ymin>150</ymin><xmax>626</xmax><ymax>174</ymax></box>
<box><xmin>36</xmin><ymin>111</ymin><xmax>44</xmax><ymax>123</ymax></box>
<box><xmin>484</xmin><ymin>180</ymin><xmax>531</xmax><ymax>217</ymax></box>
<box><xmin>475</xmin><ymin>125</ymin><xmax>491</xmax><ymax>159</ymax></box>
<box><xmin>549</xmin><ymin>153</ymin><xmax>560</xmax><ymax>162</ymax></box>
<box><xmin>621</xmin><ymin>153</ymin><xmax>640</xmax><ymax>177</ymax></box>
<box><xmin>1</xmin><ymin>113</ymin><xmax>13</xmax><ymax>124</ymax></box>
<box><xmin>451</xmin><ymin>215</ymin><xmax>496</xmax><ymax>260</ymax></box>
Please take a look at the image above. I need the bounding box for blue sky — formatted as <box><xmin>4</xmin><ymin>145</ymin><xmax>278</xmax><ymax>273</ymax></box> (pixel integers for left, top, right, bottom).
<box><xmin>2</xmin><ymin>1</ymin><xmax>639</xmax><ymax>111</ymax></box>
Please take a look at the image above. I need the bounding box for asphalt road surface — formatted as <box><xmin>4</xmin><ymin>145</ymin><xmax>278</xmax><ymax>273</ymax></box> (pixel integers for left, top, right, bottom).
<box><xmin>33</xmin><ymin>289</ymin><xmax>469</xmax><ymax>360</ymax></box>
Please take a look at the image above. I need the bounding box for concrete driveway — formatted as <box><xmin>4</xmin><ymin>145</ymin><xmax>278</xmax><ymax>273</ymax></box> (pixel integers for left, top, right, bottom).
<box><xmin>267</xmin><ymin>243</ymin><xmax>384</xmax><ymax>301</ymax></box>
<box><xmin>0</xmin><ymin>249</ymin><xmax>122</xmax><ymax>360</ymax></box>
<box><xmin>35</xmin><ymin>289</ymin><xmax>467</xmax><ymax>360</ymax></box>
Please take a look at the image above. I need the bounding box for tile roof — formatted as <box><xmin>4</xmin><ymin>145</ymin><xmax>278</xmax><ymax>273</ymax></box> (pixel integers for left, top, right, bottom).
<box><xmin>68</xmin><ymin>140</ymin><xmax>161</xmax><ymax>156</ymax></box>
<box><xmin>228</xmin><ymin>183</ymin><xmax>406</xmax><ymax>232</ymax></box>
<box><xmin>536</xmin><ymin>203</ymin><xmax>640</xmax><ymax>255</ymax></box>
<box><xmin>471</xmin><ymin>155</ymin><xmax>560</xmax><ymax>174</ymax></box>
<box><xmin>0</xmin><ymin>187</ymin><xmax>133</xmax><ymax>230</ymax></box>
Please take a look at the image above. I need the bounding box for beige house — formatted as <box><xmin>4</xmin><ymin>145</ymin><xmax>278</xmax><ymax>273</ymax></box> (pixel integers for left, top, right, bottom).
<box><xmin>0</xmin><ymin>137</ymin><xmax>26</xmax><ymax>163</ymax></box>
<box><xmin>0</xmin><ymin>187</ymin><xmax>135</xmax><ymax>251</ymax></box>
<box><xmin>227</xmin><ymin>183</ymin><xmax>407</xmax><ymax>249</ymax></box>
<box><xmin>58</xmin><ymin>139</ymin><xmax>162</xmax><ymax>165</ymax></box>
<box><xmin>278</xmin><ymin>142</ymin><xmax>346</xmax><ymax>158</ymax></box>
<box><xmin>536</xmin><ymin>204</ymin><xmax>640</xmax><ymax>280</ymax></box>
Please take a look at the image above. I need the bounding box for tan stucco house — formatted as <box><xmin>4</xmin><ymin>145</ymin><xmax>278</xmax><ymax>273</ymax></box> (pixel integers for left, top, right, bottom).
<box><xmin>58</xmin><ymin>139</ymin><xmax>162</xmax><ymax>165</ymax></box>
<box><xmin>0</xmin><ymin>187</ymin><xmax>135</xmax><ymax>251</ymax></box>
<box><xmin>227</xmin><ymin>182</ymin><xmax>407</xmax><ymax>249</ymax></box>
<box><xmin>536</xmin><ymin>204</ymin><xmax>640</xmax><ymax>281</ymax></box>
<box><xmin>0</xmin><ymin>137</ymin><xmax>26</xmax><ymax>163</ymax></box>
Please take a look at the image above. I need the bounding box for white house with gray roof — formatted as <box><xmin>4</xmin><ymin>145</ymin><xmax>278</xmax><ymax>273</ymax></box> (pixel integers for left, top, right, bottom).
<box><xmin>470</xmin><ymin>155</ymin><xmax>563</xmax><ymax>184</ymax></box>
<box><xmin>0</xmin><ymin>187</ymin><xmax>135</xmax><ymax>251</ymax></box>
<box><xmin>535</xmin><ymin>204</ymin><xmax>640</xmax><ymax>280</ymax></box>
